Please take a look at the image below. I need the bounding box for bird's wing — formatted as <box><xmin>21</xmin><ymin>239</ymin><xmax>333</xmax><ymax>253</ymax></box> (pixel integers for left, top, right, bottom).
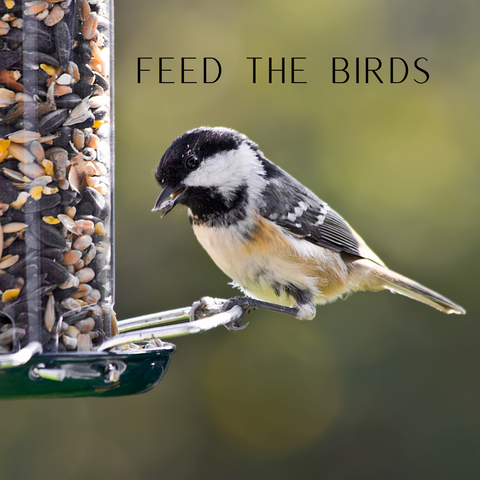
<box><xmin>258</xmin><ymin>161</ymin><xmax>384</xmax><ymax>266</ymax></box>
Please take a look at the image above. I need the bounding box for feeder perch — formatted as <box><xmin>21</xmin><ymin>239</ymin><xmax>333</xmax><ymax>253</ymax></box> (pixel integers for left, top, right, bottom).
<box><xmin>0</xmin><ymin>299</ymin><xmax>243</xmax><ymax>399</ymax></box>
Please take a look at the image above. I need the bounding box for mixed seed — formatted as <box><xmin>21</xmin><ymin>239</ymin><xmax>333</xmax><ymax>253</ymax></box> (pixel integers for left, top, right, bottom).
<box><xmin>0</xmin><ymin>0</ymin><xmax>113</xmax><ymax>353</ymax></box>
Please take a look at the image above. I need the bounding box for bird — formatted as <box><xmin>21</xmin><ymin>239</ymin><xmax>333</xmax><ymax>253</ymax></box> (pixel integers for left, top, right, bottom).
<box><xmin>152</xmin><ymin>126</ymin><xmax>465</xmax><ymax>326</ymax></box>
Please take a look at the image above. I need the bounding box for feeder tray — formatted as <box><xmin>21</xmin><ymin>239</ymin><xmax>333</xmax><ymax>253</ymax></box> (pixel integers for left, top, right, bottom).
<box><xmin>0</xmin><ymin>299</ymin><xmax>243</xmax><ymax>400</ymax></box>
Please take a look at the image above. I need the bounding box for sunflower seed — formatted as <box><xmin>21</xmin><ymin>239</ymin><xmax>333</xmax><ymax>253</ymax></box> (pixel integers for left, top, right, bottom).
<box><xmin>0</xmin><ymin>175</ymin><xmax>19</xmax><ymax>203</ymax></box>
<box><xmin>0</xmin><ymin>254</ymin><xmax>19</xmax><ymax>269</ymax></box>
<box><xmin>44</xmin><ymin>292</ymin><xmax>55</xmax><ymax>332</ymax></box>
<box><xmin>2</xmin><ymin>223</ymin><xmax>27</xmax><ymax>234</ymax></box>
<box><xmin>18</xmin><ymin>162</ymin><xmax>46</xmax><ymax>179</ymax></box>
<box><xmin>8</xmin><ymin>143</ymin><xmax>36</xmax><ymax>164</ymax></box>
<box><xmin>38</xmin><ymin>109</ymin><xmax>70</xmax><ymax>136</ymax></box>
<box><xmin>44</xmin><ymin>4</ymin><xmax>65</xmax><ymax>27</ymax></box>
<box><xmin>40</xmin><ymin>257</ymin><xmax>70</xmax><ymax>284</ymax></box>
<box><xmin>28</xmin><ymin>220</ymin><xmax>66</xmax><ymax>249</ymax></box>
<box><xmin>0</xmin><ymin>51</ymin><xmax>21</xmax><ymax>70</ymax></box>
<box><xmin>54</xmin><ymin>21</ymin><xmax>71</xmax><ymax>69</ymax></box>
<box><xmin>0</xmin><ymin>87</ymin><xmax>16</xmax><ymax>106</ymax></box>
<box><xmin>24</xmin><ymin>1</ymin><xmax>49</xmax><ymax>16</ymax></box>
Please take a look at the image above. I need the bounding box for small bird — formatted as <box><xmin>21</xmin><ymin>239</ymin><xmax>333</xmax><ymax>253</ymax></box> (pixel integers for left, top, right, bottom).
<box><xmin>153</xmin><ymin>127</ymin><xmax>465</xmax><ymax>324</ymax></box>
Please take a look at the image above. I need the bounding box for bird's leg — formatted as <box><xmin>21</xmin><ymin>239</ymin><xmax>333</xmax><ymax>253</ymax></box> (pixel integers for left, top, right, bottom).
<box><xmin>221</xmin><ymin>296</ymin><xmax>299</xmax><ymax>331</ymax></box>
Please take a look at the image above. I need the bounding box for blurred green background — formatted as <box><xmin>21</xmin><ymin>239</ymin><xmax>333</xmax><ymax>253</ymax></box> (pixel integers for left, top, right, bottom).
<box><xmin>2</xmin><ymin>0</ymin><xmax>480</xmax><ymax>478</ymax></box>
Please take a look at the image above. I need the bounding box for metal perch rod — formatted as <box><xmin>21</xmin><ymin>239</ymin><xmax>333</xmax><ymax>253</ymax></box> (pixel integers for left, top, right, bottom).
<box><xmin>0</xmin><ymin>341</ymin><xmax>43</xmax><ymax>369</ymax></box>
<box><xmin>116</xmin><ymin>298</ymin><xmax>230</xmax><ymax>333</ymax></box>
<box><xmin>98</xmin><ymin>301</ymin><xmax>243</xmax><ymax>352</ymax></box>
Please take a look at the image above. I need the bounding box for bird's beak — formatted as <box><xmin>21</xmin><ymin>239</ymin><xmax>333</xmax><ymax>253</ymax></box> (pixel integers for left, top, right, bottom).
<box><xmin>152</xmin><ymin>185</ymin><xmax>188</xmax><ymax>217</ymax></box>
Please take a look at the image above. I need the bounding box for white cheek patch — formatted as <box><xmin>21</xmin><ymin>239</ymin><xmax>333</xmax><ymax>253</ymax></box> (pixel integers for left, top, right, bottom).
<box><xmin>183</xmin><ymin>142</ymin><xmax>266</xmax><ymax>204</ymax></box>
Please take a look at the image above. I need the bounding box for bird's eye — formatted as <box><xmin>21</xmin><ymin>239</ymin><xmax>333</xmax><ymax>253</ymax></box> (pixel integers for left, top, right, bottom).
<box><xmin>186</xmin><ymin>155</ymin><xmax>200</xmax><ymax>170</ymax></box>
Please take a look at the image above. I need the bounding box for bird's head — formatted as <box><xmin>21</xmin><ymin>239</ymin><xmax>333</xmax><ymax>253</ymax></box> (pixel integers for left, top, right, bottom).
<box><xmin>153</xmin><ymin>127</ymin><xmax>267</xmax><ymax>224</ymax></box>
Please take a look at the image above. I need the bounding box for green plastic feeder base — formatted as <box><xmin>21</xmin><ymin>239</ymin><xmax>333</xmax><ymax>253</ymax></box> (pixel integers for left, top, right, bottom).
<box><xmin>0</xmin><ymin>344</ymin><xmax>175</xmax><ymax>400</ymax></box>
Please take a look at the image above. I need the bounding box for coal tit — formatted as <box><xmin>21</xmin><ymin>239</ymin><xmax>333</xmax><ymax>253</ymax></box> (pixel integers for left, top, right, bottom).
<box><xmin>153</xmin><ymin>127</ymin><xmax>465</xmax><ymax>321</ymax></box>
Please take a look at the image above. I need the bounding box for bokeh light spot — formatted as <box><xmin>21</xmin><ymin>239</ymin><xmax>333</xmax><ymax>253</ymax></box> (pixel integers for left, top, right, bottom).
<box><xmin>203</xmin><ymin>320</ymin><xmax>343</xmax><ymax>456</ymax></box>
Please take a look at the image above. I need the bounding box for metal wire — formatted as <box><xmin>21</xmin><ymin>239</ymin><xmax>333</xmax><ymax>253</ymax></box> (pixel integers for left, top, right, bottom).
<box><xmin>116</xmin><ymin>297</ymin><xmax>228</xmax><ymax>333</ymax></box>
<box><xmin>97</xmin><ymin>304</ymin><xmax>243</xmax><ymax>352</ymax></box>
<box><xmin>0</xmin><ymin>341</ymin><xmax>43</xmax><ymax>369</ymax></box>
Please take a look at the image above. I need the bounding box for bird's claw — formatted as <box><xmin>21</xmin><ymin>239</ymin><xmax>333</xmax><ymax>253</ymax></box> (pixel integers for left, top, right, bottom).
<box><xmin>225</xmin><ymin>317</ymin><xmax>249</xmax><ymax>331</ymax></box>
<box><xmin>221</xmin><ymin>296</ymin><xmax>251</xmax><ymax>331</ymax></box>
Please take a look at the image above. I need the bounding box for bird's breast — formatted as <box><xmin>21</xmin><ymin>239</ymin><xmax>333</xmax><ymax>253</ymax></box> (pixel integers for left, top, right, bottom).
<box><xmin>191</xmin><ymin>212</ymin><xmax>352</xmax><ymax>306</ymax></box>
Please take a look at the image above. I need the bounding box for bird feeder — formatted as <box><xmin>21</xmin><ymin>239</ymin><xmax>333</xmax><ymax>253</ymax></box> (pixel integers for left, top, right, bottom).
<box><xmin>0</xmin><ymin>0</ymin><xmax>243</xmax><ymax>399</ymax></box>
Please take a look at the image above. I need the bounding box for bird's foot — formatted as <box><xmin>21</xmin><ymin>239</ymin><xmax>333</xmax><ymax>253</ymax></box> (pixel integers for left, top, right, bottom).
<box><xmin>220</xmin><ymin>296</ymin><xmax>300</xmax><ymax>331</ymax></box>
<box><xmin>220</xmin><ymin>297</ymin><xmax>250</xmax><ymax>331</ymax></box>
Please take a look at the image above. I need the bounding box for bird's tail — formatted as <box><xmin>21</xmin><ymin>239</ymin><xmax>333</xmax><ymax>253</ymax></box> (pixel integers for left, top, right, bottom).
<box><xmin>348</xmin><ymin>257</ymin><xmax>466</xmax><ymax>315</ymax></box>
<box><xmin>366</xmin><ymin>263</ymin><xmax>465</xmax><ymax>315</ymax></box>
